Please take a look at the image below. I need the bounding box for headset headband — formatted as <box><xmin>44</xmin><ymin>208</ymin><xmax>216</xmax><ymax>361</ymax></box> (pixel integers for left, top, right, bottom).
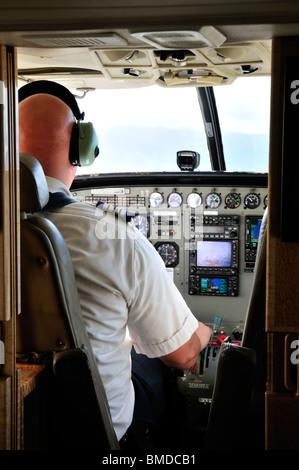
<box><xmin>18</xmin><ymin>80</ymin><xmax>85</xmax><ymax>121</ymax></box>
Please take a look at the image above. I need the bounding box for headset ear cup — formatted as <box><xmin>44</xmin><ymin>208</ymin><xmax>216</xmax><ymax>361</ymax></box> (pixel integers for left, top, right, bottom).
<box><xmin>69</xmin><ymin>123</ymin><xmax>80</xmax><ymax>166</ymax></box>
<box><xmin>78</xmin><ymin>121</ymin><xmax>99</xmax><ymax>167</ymax></box>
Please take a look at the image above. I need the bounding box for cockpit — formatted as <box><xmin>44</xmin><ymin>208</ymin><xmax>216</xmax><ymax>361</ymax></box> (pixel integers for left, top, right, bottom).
<box><xmin>15</xmin><ymin>45</ymin><xmax>271</xmax><ymax>451</ymax></box>
<box><xmin>14</xmin><ymin>27</ymin><xmax>272</xmax><ymax>451</ymax></box>
<box><xmin>2</xmin><ymin>3</ymin><xmax>298</xmax><ymax>450</ymax></box>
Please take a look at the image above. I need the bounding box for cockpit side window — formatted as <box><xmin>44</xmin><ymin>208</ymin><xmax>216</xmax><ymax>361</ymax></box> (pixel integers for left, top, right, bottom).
<box><xmin>214</xmin><ymin>76</ymin><xmax>271</xmax><ymax>172</ymax></box>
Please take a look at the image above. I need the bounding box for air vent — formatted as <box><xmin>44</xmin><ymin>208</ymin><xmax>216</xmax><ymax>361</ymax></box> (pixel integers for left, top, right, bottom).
<box><xmin>21</xmin><ymin>33</ymin><xmax>128</xmax><ymax>48</ymax></box>
<box><xmin>133</xmin><ymin>27</ymin><xmax>226</xmax><ymax>49</ymax></box>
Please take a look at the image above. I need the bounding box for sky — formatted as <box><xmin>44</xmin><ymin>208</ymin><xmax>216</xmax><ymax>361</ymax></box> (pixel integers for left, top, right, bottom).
<box><xmin>76</xmin><ymin>76</ymin><xmax>271</xmax><ymax>175</ymax></box>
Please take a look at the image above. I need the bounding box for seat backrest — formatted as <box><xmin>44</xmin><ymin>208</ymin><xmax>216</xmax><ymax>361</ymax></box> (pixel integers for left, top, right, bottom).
<box><xmin>204</xmin><ymin>209</ymin><xmax>268</xmax><ymax>450</ymax></box>
<box><xmin>17</xmin><ymin>153</ymin><xmax>120</xmax><ymax>450</ymax></box>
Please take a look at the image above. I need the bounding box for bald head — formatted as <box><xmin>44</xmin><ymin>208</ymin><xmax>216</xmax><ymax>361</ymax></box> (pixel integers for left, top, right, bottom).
<box><xmin>19</xmin><ymin>93</ymin><xmax>77</xmax><ymax>188</ymax></box>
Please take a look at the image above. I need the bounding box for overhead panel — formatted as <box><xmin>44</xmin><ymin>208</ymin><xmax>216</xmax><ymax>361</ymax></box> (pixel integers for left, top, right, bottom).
<box><xmin>16</xmin><ymin>25</ymin><xmax>271</xmax><ymax>90</ymax></box>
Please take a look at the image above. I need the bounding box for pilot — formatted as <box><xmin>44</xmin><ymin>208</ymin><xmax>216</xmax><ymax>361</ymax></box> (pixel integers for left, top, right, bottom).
<box><xmin>18</xmin><ymin>82</ymin><xmax>212</xmax><ymax>447</ymax></box>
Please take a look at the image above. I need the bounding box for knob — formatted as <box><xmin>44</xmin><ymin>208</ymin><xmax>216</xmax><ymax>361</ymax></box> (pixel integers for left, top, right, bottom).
<box><xmin>232</xmin><ymin>327</ymin><xmax>243</xmax><ymax>341</ymax></box>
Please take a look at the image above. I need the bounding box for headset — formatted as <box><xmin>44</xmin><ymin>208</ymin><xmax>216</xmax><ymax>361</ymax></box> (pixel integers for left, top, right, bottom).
<box><xmin>19</xmin><ymin>80</ymin><xmax>99</xmax><ymax>167</ymax></box>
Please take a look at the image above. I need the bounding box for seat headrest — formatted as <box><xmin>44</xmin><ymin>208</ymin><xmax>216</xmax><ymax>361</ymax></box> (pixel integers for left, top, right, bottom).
<box><xmin>20</xmin><ymin>153</ymin><xmax>49</xmax><ymax>212</ymax></box>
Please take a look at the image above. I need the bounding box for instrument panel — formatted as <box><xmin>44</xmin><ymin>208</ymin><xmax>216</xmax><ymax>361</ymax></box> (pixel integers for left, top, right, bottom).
<box><xmin>71</xmin><ymin>176</ymin><xmax>267</xmax><ymax>402</ymax></box>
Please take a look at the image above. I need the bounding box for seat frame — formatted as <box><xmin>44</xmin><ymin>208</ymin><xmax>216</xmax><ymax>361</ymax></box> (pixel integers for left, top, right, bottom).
<box><xmin>18</xmin><ymin>153</ymin><xmax>120</xmax><ymax>450</ymax></box>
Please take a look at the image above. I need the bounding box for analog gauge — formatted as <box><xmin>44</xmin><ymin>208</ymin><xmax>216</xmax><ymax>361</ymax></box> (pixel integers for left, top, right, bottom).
<box><xmin>187</xmin><ymin>192</ymin><xmax>202</xmax><ymax>208</ymax></box>
<box><xmin>264</xmin><ymin>195</ymin><xmax>268</xmax><ymax>207</ymax></box>
<box><xmin>168</xmin><ymin>192</ymin><xmax>183</xmax><ymax>208</ymax></box>
<box><xmin>132</xmin><ymin>215</ymin><xmax>149</xmax><ymax>237</ymax></box>
<box><xmin>244</xmin><ymin>193</ymin><xmax>260</xmax><ymax>209</ymax></box>
<box><xmin>225</xmin><ymin>192</ymin><xmax>241</xmax><ymax>209</ymax></box>
<box><xmin>205</xmin><ymin>192</ymin><xmax>221</xmax><ymax>209</ymax></box>
<box><xmin>155</xmin><ymin>242</ymin><xmax>179</xmax><ymax>267</ymax></box>
<box><xmin>148</xmin><ymin>191</ymin><xmax>164</xmax><ymax>208</ymax></box>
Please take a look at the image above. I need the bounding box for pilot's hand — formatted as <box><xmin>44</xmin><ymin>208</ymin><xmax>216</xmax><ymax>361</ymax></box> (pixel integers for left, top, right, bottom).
<box><xmin>195</xmin><ymin>321</ymin><xmax>213</xmax><ymax>351</ymax></box>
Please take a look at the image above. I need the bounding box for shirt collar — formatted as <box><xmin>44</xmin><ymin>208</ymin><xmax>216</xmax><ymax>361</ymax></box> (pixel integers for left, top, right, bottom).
<box><xmin>46</xmin><ymin>176</ymin><xmax>72</xmax><ymax>196</ymax></box>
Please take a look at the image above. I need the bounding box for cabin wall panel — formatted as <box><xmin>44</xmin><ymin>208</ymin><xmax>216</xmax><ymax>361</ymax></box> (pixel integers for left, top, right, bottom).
<box><xmin>266</xmin><ymin>36</ymin><xmax>299</xmax><ymax>450</ymax></box>
<box><xmin>0</xmin><ymin>45</ymin><xmax>20</xmax><ymax>450</ymax></box>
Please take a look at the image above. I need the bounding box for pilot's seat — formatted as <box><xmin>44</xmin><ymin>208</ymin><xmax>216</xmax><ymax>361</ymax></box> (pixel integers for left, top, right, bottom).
<box><xmin>17</xmin><ymin>152</ymin><xmax>120</xmax><ymax>450</ymax></box>
<box><xmin>204</xmin><ymin>208</ymin><xmax>267</xmax><ymax>450</ymax></box>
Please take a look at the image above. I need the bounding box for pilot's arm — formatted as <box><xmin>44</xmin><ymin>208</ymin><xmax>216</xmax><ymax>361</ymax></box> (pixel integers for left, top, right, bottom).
<box><xmin>159</xmin><ymin>321</ymin><xmax>212</xmax><ymax>370</ymax></box>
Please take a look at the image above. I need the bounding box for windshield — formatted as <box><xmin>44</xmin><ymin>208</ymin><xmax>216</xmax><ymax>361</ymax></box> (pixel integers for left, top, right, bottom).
<box><xmin>77</xmin><ymin>86</ymin><xmax>210</xmax><ymax>175</ymax></box>
<box><xmin>76</xmin><ymin>76</ymin><xmax>270</xmax><ymax>176</ymax></box>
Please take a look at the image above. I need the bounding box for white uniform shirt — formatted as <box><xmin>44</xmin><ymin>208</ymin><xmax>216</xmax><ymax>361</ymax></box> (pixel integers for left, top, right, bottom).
<box><xmin>42</xmin><ymin>176</ymin><xmax>199</xmax><ymax>440</ymax></box>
